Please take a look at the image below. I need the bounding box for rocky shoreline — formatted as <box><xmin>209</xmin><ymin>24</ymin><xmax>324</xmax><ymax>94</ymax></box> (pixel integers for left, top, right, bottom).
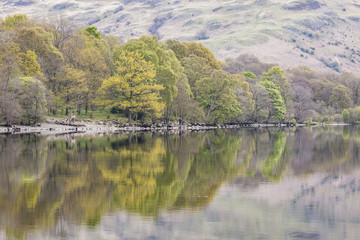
<box><xmin>0</xmin><ymin>118</ymin><xmax>303</xmax><ymax>135</ymax></box>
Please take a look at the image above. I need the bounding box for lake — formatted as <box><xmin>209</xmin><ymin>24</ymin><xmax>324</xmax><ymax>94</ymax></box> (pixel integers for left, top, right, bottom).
<box><xmin>1</xmin><ymin>126</ymin><xmax>360</xmax><ymax>240</ymax></box>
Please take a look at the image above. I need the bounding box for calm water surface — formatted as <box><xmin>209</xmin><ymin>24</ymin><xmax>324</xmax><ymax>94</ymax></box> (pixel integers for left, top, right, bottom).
<box><xmin>1</xmin><ymin>126</ymin><xmax>360</xmax><ymax>240</ymax></box>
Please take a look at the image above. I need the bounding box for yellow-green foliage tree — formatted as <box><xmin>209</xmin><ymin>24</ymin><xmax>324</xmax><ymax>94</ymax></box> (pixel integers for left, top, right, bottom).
<box><xmin>56</xmin><ymin>65</ymin><xmax>88</xmax><ymax>115</ymax></box>
<box><xmin>183</xmin><ymin>42</ymin><xmax>221</xmax><ymax>70</ymax></box>
<box><xmin>61</xmin><ymin>28</ymin><xmax>111</xmax><ymax>113</ymax></box>
<box><xmin>1</xmin><ymin>14</ymin><xmax>63</xmax><ymax>99</ymax></box>
<box><xmin>116</xmin><ymin>35</ymin><xmax>183</xmax><ymax>121</ymax></box>
<box><xmin>0</xmin><ymin>42</ymin><xmax>23</xmax><ymax>125</ymax></box>
<box><xmin>0</xmin><ymin>35</ymin><xmax>46</xmax><ymax>124</ymax></box>
<box><xmin>97</xmin><ymin>51</ymin><xmax>165</xmax><ymax>122</ymax></box>
<box><xmin>1</xmin><ymin>14</ymin><xmax>32</xmax><ymax>30</ymax></box>
<box><xmin>0</xmin><ymin>42</ymin><xmax>21</xmax><ymax>94</ymax></box>
<box><xmin>15</xmin><ymin>25</ymin><xmax>63</xmax><ymax>91</ymax></box>
<box><xmin>18</xmin><ymin>50</ymin><xmax>42</xmax><ymax>77</ymax></box>
<box><xmin>167</xmin><ymin>39</ymin><xmax>221</xmax><ymax>70</ymax></box>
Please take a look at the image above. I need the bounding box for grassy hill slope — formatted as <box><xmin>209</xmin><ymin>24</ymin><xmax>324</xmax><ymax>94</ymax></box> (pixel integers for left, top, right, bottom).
<box><xmin>1</xmin><ymin>0</ymin><xmax>359</xmax><ymax>73</ymax></box>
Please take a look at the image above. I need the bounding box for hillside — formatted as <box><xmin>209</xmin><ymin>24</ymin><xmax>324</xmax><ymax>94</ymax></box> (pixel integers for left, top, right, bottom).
<box><xmin>1</xmin><ymin>0</ymin><xmax>360</xmax><ymax>73</ymax></box>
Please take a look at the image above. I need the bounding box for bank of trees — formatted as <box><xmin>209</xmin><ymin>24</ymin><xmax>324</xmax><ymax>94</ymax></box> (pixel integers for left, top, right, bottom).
<box><xmin>1</xmin><ymin>14</ymin><xmax>360</xmax><ymax>125</ymax></box>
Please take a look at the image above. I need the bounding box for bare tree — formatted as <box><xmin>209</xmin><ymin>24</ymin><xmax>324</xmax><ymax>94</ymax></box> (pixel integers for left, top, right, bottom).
<box><xmin>292</xmin><ymin>83</ymin><xmax>317</xmax><ymax>121</ymax></box>
<box><xmin>43</xmin><ymin>14</ymin><xmax>76</xmax><ymax>51</ymax></box>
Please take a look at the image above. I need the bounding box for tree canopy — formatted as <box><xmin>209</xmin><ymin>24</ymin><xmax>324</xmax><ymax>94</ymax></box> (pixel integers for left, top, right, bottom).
<box><xmin>0</xmin><ymin>14</ymin><xmax>359</xmax><ymax>125</ymax></box>
<box><xmin>97</xmin><ymin>51</ymin><xmax>164</xmax><ymax>122</ymax></box>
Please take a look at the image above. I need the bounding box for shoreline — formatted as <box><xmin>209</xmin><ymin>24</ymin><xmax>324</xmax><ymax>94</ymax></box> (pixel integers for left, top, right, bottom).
<box><xmin>0</xmin><ymin>119</ymin><xmax>350</xmax><ymax>136</ymax></box>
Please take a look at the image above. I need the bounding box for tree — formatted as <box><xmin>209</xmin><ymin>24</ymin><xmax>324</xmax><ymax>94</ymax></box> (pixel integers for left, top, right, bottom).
<box><xmin>0</xmin><ymin>93</ymin><xmax>22</xmax><ymax>125</ymax></box>
<box><xmin>262</xmin><ymin>66</ymin><xmax>291</xmax><ymax>104</ymax></box>
<box><xmin>196</xmin><ymin>70</ymin><xmax>241</xmax><ymax>123</ymax></box>
<box><xmin>167</xmin><ymin>39</ymin><xmax>221</xmax><ymax>70</ymax></box>
<box><xmin>172</xmin><ymin>74</ymin><xmax>205</xmax><ymax>123</ymax></box>
<box><xmin>84</xmin><ymin>26</ymin><xmax>101</xmax><ymax>39</ymax></box>
<box><xmin>17</xmin><ymin>77</ymin><xmax>48</xmax><ymax>124</ymax></box>
<box><xmin>262</xmin><ymin>80</ymin><xmax>286</xmax><ymax>121</ymax></box>
<box><xmin>103</xmin><ymin>35</ymin><xmax>122</xmax><ymax>53</ymax></box>
<box><xmin>338</xmin><ymin>72</ymin><xmax>360</xmax><ymax>105</ymax></box>
<box><xmin>242</xmin><ymin>71</ymin><xmax>257</xmax><ymax>79</ymax></box>
<box><xmin>10</xmin><ymin>23</ymin><xmax>64</xmax><ymax>96</ymax></box>
<box><xmin>342</xmin><ymin>109</ymin><xmax>350</xmax><ymax>123</ymax></box>
<box><xmin>181</xmin><ymin>55</ymin><xmax>212</xmax><ymax>95</ymax></box>
<box><xmin>18</xmin><ymin>50</ymin><xmax>42</xmax><ymax>77</ymax></box>
<box><xmin>0</xmin><ymin>40</ymin><xmax>23</xmax><ymax>125</ymax></box>
<box><xmin>97</xmin><ymin>51</ymin><xmax>165</xmax><ymax>122</ymax></box>
<box><xmin>223</xmin><ymin>54</ymin><xmax>274</xmax><ymax>76</ymax></box>
<box><xmin>329</xmin><ymin>84</ymin><xmax>351</xmax><ymax>112</ymax></box>
<box><xmin>61</xmin><ymin>30</ymin><xmax>111</xmax><ymax>113</ymax></box>
<box><xmin>166</xmin><ymin>39</ymin><xmax>189</xmax><ymax>61</ymax></box>
<box><xmin>292</xmin><ymin>83</ymin><xmax>317</xmax><ymax>122</ymax></box>
<box><xmin>44</xmin><ymin>15</ymin><xmax>75</xmax><ymax>52</ymax></box>
<box><xmin>56</xmin><ymin>65</ymin><xmax>87</xmax><ymax>115</ymax></box>
<box><xmin>310</xmin><ymin>78</ymin><xmax>336</xmax><ymax>104</ymax></box>
<box><xmin>1</xmin><ymin>14</ymin><xmax>32</xmax><ymax>30</ymax></box>
<box><xmin>0</xmin><ymin>41</ymin><xmax>21</xmax><ymax>95</ymax></box>
<box><xmin>183</xmin><ymin>42</ymin><xmax>221</xmax><ymax>70</ymax></box>
<box><xmin>118</xmin><ymin>35</ymin><xmax>183</xmax><ymax>121</ymax></box>
<box><xmin>287</xmin><ymin>66</ymin><xmax>318</xmax><ymax>122</ymax></box>
<box><xmin>249</xmin><ymin>81</ymin><xmax>272</xmax><ymax>122</ymax></box>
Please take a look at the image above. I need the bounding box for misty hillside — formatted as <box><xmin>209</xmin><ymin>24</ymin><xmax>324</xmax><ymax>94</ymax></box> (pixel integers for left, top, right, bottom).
<box><xmin>1</xmin><ymin>0</ymin><xmax>359</xmax><ymax>73</ymax></box>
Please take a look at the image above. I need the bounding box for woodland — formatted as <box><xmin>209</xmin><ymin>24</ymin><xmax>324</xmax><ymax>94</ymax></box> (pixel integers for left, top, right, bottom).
<box><xmin>1</xmin><ymin>14</ymin><xmax>360</xmax><ymax>126</ymax></box>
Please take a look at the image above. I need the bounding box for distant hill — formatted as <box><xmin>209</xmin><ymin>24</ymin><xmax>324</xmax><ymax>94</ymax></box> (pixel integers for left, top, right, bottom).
<box><xmin>1</xmin><ymin>0</ymin><xmax>359</xmax><ymax>73</ymax></box>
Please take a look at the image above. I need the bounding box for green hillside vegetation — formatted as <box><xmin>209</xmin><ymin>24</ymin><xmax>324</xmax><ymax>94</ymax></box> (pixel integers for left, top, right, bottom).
<box><xmin>1</xmin><ymin>0</ymin><xmax>359</xmax><ymax>74</ymax></box>
<box><xmin>1</xmin><ymin>14</ymin><xmax>360</xmax><ymax>126</ymax></box>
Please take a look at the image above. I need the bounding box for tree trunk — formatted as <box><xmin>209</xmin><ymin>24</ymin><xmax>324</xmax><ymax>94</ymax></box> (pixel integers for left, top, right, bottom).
<box><xmin>205</xmin><ymin>98</ymin><xmax>217</xmax><ymax>121</ymax></box>
<box><xmin>128</xmin><ymin>111</ymin><xmax>132</xmax><ymax>124</ymax></box>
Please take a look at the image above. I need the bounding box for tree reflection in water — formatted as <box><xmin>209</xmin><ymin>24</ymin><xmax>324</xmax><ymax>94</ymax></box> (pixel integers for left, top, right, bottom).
<box><xmin>0</xmin><ymin>126</ymin><xmax>360</xmax><ymax>239</ymax></box>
